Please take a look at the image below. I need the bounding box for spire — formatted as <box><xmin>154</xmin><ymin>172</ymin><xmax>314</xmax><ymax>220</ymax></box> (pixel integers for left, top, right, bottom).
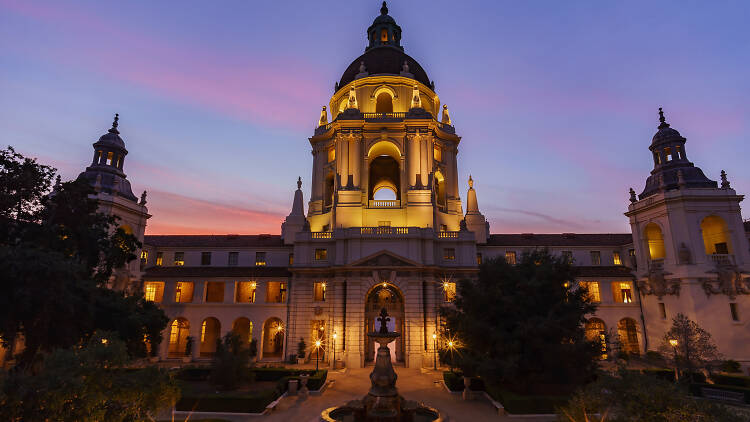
<box><xmin>466</xmin><ymin>175</ymin><xmax>479</xmax><ymax>214</ymax></box>
<box><xmin>290</xmin><ymin>177</ymin><xmax>304</xmax><ymax>216</ymax></box>
<box><xmin>658</xmin><ymin>107</ymin><xmax>669</xmax><ymax>130</ymax></box>
<box><xmin>297</xmin><ymin>176</ymin><xmax>302</xmax><ymax>190</ymax></box>
<box><xmin>318</xmin><ymin>106</ymin><xmax>328</xmax><ymax>127</ymax></box>
<box><xmin>441</xmin><ymin>104</ymin><xmax>452</xmax><ymax>125</ymax></box>
<box><xmin>109</xmin><ymin>113</ymin><xmax>120</xmax><ymax>135</ymax></box>
<box><xmin>366</xmin><ymin>0</ymin><xmax>402</xmax><ymax>51</ymax></box>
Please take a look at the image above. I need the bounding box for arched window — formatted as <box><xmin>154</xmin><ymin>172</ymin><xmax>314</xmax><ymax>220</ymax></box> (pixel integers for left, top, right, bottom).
<box><xmin>262</xmin><ymin>318</ymin><xmax>284</xmax><ymax>358</ymax></box>
<box><xmin>617</xmin><ymin>318</ymin><xmax>639</xmax><ymax>355</ymax></box>
<box><xmin>381</xmin><ymin>28</ymin><xmax>388</xmax><ymax>41</ymax></box>
<box><xmin>644</xmin><ymin>223</ymin><xmax>665</xmax><ymax>260</ymax></box>
<box><xmin>168</xmin><ymin>318</ymin><xmax>190</xmax><ymax>358</ymax></box>
<box><xmin>701</xmin><ymin>215</ymin><xmax>733</xmax><ymax>255</ymax></box>
<box><xmin>199</xmin><ymin>317</ymin><xmax>221</xmax><ymax>357</ymax></box>
<box><xmin>324</xmin><ymin>172</ymin><xmax>335</xmax><ymax>209</ymax></box>
<box><xmin>232</xmin><ymin>318</ymin><xmax>253</xmax><ymax>347</ymax></box>
<box><xmin>585</xmin><ymin>318</ymin><xmax>607</xmax><ymax>359</ymax></box>
<box><xmin>367</xmin><ymin>141</ymin><xmax>401</xmax><ymax>201</ymax></box>
<box><xmin>434</xmin><ymin>171</ymin><xmax>446</xmax><ymax>209</ymax></box>
<box><xmin>120</xmin><ymin>224</ymin><xmax>133</xmax><ymax>235</ymax></box>
<box><xmin>373</xmin><ymin>186</ymin><xmax>397</xmax><ymax>200</ymax></box>
<box><xmin>375</xmin><ymin>92</ymin><xmax>393</xmax><ymax>113</ymax></box>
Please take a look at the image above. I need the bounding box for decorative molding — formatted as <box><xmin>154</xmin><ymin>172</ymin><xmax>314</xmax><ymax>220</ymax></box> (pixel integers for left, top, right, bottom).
<box><xmin>637</xmin><ymin>263</ymin><xmax>679</xmax><ymax>299</ymax></box>
<box><xmin>702</xmin><ymin>262</ymin><xmax>750</xmax><ymax>299</ymax></box>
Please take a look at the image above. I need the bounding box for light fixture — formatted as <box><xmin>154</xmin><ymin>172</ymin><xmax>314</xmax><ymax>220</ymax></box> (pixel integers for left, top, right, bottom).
<box><xmin>669</xmin><ymin>339</ymin><xmax>678</xmax><ymax>347</ymax></box>
<box><xmin>448</xmin><ymin>340</ymin><xmax>454</xmax><ymax>348</ymax></box>
<box><xmin>332</xmin><ymin>332</ymin><xmax>337</xmax><ymax>340</ymax></box>
<box><xmin>315</xmin><ymin>340</ymin><xmax>321</xmax><ymax>348</ymax></box>
<box><xmin>432</xmin><ymin>333</ymin><xmax>437</xmax><ymax>340</ymax></box>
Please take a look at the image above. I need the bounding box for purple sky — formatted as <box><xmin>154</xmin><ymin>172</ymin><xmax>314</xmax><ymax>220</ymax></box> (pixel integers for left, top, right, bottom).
<box><xmin>2</xmin><ymin>0</ymin><xmax>748</xmax><ymax>234</ymax></box>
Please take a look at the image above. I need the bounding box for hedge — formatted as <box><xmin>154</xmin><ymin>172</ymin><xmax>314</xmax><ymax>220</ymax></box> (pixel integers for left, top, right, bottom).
<box><xmin>642</xmin><ymin>368</ymin><xmax>675</xmax><ymax>382</ymax></box>
<box><xmin>485</xmin><ymin>384</ymin><xmax>569</xmax><ymax>414</ymax></box>
<box><xmin>176</xmin><ymin>366</ymin><xmax>211</xmax><ymax>381</ymax></box>
<box><xmin>274</xmin><ymin>370</ymin><xmax>328</xmax><ymax>392</ymax></box>
<box><xmin>690</xmin><ymin>383</ymin><xmax>750</xmax><ymax>404</ymax></box>
<box><xmin>175</xmin><ymin>388</ymin><xmax>280</xmax><ymax>413</ymax></box>
<box><xmin>711</xmin><ymin>374</ymin><xmax>750</xmax><ymax>388</ymax></box>
<box><xmin>442</xmin><ymin>372</ymin><xmax>484</xmax><ymax>391</ymax></box>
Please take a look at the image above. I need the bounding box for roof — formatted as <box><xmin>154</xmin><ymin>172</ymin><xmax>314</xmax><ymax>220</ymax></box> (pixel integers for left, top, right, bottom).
<box><xmin>575</xmin><ymin>266</ymin><xmax>634</xmax><ymax>278</ymax></box>
<box><xmin>338</xmin><ymin>46</ymin><xmax>431</xmax><ymax>89</ymax></box>
<box><xmin>143</xmin><ymin>266</ymin><xmax>290</xmax><ymax>278</ymax></box>
<box><xmin>144</xmin><ymin>234</ymin><xmax>285</xmax><ymax>248</ymax></box>
<box><xmin>486</xmin><ymin>233</ymin><xmax>633</xmax><ymax>247</ymax></box>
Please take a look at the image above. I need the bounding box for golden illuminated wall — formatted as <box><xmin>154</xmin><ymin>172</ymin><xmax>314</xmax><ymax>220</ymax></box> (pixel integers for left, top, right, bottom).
<box><xmin>644</xmin><ymin>223</ymin><xmax>665</xmax><ymax>260</ymax></box>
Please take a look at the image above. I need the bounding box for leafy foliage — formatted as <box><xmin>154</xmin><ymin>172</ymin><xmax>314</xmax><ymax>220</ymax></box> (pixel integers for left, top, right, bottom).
<box><xmin>210</xmin><ymin>332</ymin><xmax>252</xmax><ymax>390</ymax></box>
<box><xmin>441</xmin><ymin>250</ymin><xmax>600</xmax><ymax>393</ymax></box>
<box><xmin>659</xmin><ymin>313</ymin><xmax>720</xmax><ymax>376</ymax></box>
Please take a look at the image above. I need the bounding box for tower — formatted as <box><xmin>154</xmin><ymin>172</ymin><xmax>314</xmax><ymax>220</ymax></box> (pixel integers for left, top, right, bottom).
<box><xmin>77</xmin><ymin>114</ymin><xmax>150</xmax><ymax>289</ymax></box>
<box><xmin>625</xmin><ymin>108</ymin><xmax>750</xmax><ymax>358</ymax></box>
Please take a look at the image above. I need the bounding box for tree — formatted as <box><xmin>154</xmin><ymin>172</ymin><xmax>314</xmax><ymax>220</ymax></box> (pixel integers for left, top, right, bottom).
<box><xmin>659</xmin><ymin>313</ymin><xmax>720</xmax><ymax>378</ymax></box>
<box><xmin>0</xmin><ymin>331</ymin><xmax>179</xmax><ymax>421</ymax></box>
<box><xmin>210</xmin><ymin>332</ymin><xmax>251</xmax><ymax>390</ymax></box>
<box><xmin>441</xmin><ymin>250</ymin><xmax>600</xmax><ymax>393</ymax></box>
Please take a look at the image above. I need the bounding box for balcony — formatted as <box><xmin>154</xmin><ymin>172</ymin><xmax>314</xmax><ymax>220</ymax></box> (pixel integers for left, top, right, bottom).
<box><xmin>437</xmin><ymin>231</ymin><xmax>459</xmax><ymax>239</ymax></box>
<box><xmin>360</xmin><ymin>227</ymin><xmax>411</xmax><ymax>236</ymax></box>
<box><xmin>369</xmin><ymin>199</ymin><xmax>400</xmax><ymax>208</ymax></box>
<box><xmin>314</xmin><ymin>114</ymin><xmax>455</xmax><ymax>135</ymax></box>
<box><xmin>708</xmin><ymin>254</ymin><xmax>734</xmax><ymax>266</ymax></box>
<box><xmin>311</xmin><ymin>232</ymin><xmax>332</xmax><ymax>239</ymax></box>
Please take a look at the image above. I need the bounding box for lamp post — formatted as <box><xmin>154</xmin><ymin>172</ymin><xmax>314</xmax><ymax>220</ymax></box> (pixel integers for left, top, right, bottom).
<box><xmin>447</xmin><ymin>340</ymin><xmax>455</xmax><ymax>373</ymax></box>
<box><xmin>432</xmin><ymin>333</ymin><xmax>437</xmax><ymax>370</ymax></box>
<box><xmin>332</xmin><ymin>331</ymin><xmax>337</xmax><ymax>368</ymax></box>
<box><xmin>669</xmin><ymin>339</ymin><xmax>679</xmax><ymax>382</ymax></box>
<box><xmin>315</xmin><ymin>339</ymin><xmax>321</xmax><ymax>371</ymax></box>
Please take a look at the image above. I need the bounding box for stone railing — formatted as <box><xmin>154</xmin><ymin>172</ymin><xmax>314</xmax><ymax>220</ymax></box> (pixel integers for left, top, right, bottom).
<box><xmin>362</xmin><ymin>112</ymin><xmax>407</xmax><ymax>119</ymax></box>
<box><xmin>437</xmin><ymin>231</ymin><xmax>459</xmax><ymax>239</ymax></box>
<box><xmin>314</xmin><ymin>115</ymin><xmax>455</xmax><ymax>135</ymax></box>
<box><xmin>369</xmin><ymin>199</ymin><xmax>400</xmax><ymax>208</ymax></box>
<box><xmin>708</xmin><ymin>254</ymin><xmax>734</xmax><ymax>266</ymax></box>
<box><xmin>311</xmin><ymin>231</ymin><xmax>333</xmax><ymax>239</ymax></box>
<box><xmin>359</xmin><ymin>227</ymin><xmax>411</xmax><ymax>235</ymax></box>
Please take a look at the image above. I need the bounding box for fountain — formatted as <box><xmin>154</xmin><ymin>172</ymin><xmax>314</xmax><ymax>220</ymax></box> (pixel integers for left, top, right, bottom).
<box><xmin>320</xmin><ymin>308</ymin><xmax>442</xmax><ymax>422</ymax></box>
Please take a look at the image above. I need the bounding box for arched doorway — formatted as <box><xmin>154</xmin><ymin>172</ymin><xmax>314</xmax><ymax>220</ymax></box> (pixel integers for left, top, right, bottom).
<box><xmin>168</xmin><ymin>318</ymin><xmax>190</xmax><ymax>358</ymax></box>
<box><xmin>262</xmin><ymin>317</ymin><xmax>284</xmax><ymax>359</ymax></box>
<box><xmin>617</xmin><ymin>318</ymin><xmax>639</xmax><ymax>355</ymax></box>
<box><xmin>375</xmin><ymin>92</ymin><xmax>393</xmax><ymax>113</ymax></box>
<box><xmin>364</xmin><ymin>283</ymin><xmax>405</xmax><ymax>364</ymax></box>
<box><xmin>199</xmin><ymin>317</ymin><xmax>220</xmax><ymax>357</ymax></box>
<box><xmin>232</xmin><ymin>318</ymin><xmax>253</xmax><ymax>347</ymax></box>
<box><xmin>368</xmin><ymin>141</ymin><xmax>401</xmax><ymax>201</ymax></box>
<box><xmin>584</xmin><ymin>318</ymin><xmax>607</xmax><ymax>359</ymax></box>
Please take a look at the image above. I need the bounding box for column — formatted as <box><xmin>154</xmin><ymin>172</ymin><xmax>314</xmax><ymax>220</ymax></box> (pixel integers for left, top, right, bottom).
<box><xmin>350</xmin><ymin>134</ymin><xmax>361</xmax><ymax>188</ymax></box>
<box><xmin>338</xmin><ymin>135</ymin><xmax>349</xmax><ymax>188</ymax></box>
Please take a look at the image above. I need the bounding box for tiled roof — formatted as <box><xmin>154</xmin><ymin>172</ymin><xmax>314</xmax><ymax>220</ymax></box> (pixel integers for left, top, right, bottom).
<box><xmin>143</xmin><ymin>266</ymin><xmax>291</xmax><ymax>278</ymax></box>
<box><xmin>144</xmin><ymin>235</ymin><xmax>285</xmax><ymax>248</ymax></box>
<box><xmin>575</xmin><ymin>266</ymin><xmax>634</xmax><ymax>278</ymax></box>
<box><xmin>486</xmin><ymin>233</ymin><xmax>633</xmax><ymax>247</ymax></box>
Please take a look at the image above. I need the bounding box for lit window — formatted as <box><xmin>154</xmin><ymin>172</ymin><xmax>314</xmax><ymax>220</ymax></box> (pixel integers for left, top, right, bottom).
<box><xmin>665</xmin><ymin>147</ymin><xmax>672</xmax><ymax>161</ymax></box>
<box><xmin>381</xmin><ymin>28</ymin><xmax>388</xmax><ymax>41</ymax></box>
<box><xmin>143</xmin><ymin>282</ymin><xmax>164</xmax><ymax>302</ymax></box>
<box><xmin>175</xmin><ymin>282</ymin><xmax>194</xmax><ymax>303</ymax></box>
<box><xmin>505</xmin><ymin>251</ymin><xmax>517</xmax><ymax>265</ymax></box>
<box><xmin>201</xmin><ymin>320</ymin><xmax>207</xmax><ymax>343</ymax></box>
<box><xmin>675</xmin><ymin>145</ymin><xmax>682</xmax><ymax>159</ymax></box>
<box><xmin>96</xmin><ymin>150</ymin><xmax>103</xmax><ymax>164</ymax></box>
<box><xmin>235</xmin><ymin>281</ymin><xmax>256</xmax><ymax>303</ymax></box>
<box><xmin>156</xmin><ymin>252</ymin><xmax>163</xmax><ymax>266</ymax></box>
<box><xmin>266</xmin><ymin>282</ymin><xmax>287</xmax><ymax>303</ymax></box>
<box><xmin>174</xmin><ymin>252</ymin><xmax>184</xmax><ymax>266</ymax></box>
<box><xmin>314</xmin><ymin>282</ymin><xmax>327</xmax><ymax>302</ymax></box>
<box><xmin>228</xmin><ymin>252</ymin><xmax>238</xmax><ymax>266</ymax></box>
<box><xmin>201</xmin><ymin>252</ymin><xmax>212</xmax><ymax>266</ymax></box>
<box><xmin>730</xmin><ymin>303</ymin><xmax>740</xmax><ymax>321</ymax></box>
<box><xmin>476</xmin><ymin>253</ymin><xmax>482</xmax><ymax>265</ymax></box>
<box><xmin>579</xmin><ymin>281</ymin><xmax>601</xmax><ymax>303</ymax></box>
<box><xmin>612</xmin><ymin>282</ymin><xmax>633</xmax><ymax>303</ymax></box>
<box><xmin>327</xmin><ymin>147</ymin><xmax>335</xmax><ymax>162</ymax></box>
<box><xmin>443</xmin><ymin>282</ymin><xmax>456</xmax><ymax>302</ymax></box>
<box><xmin>443</xmin><ymin>248</ymin><xmax>455</xmax><ymax>260</ymax></box>
<box><xmin>315</xmin><ymin>248</ymin><xmax>328</xmax><ymax>261</ymax></box>
<box><xmin>106</xmin><ymin>151</ymin><xmax>114</xmax><ymax>165</ymax></box>
<box><xmin>561</xmin><ymin>251</ymin><xmax>573</xmax><ymax>263</ymax></box>
<box><xmin>613</xmin><ymin>251</ymin><xmax>622</xmax><ymax>266</ymax></box>
<box><xmin>255</xmin><ymin>252</ymin><xmax>267</xmax><ymax>266</ymax></box>
<box><xmin>590</xmin><ymin>251</ymin><xmax>601</xmax><ymax>266</ymax></box>
<box><xmin>433</xmin><ymin>146</ymin><xmax>442</xmax><ymax>162</ymax></box>
<box><xmin>659</xmin><ymin>302</ymin><xmax>666</xmax><ymax>319</ymax></box>
<box><xmin>289</xmin><ymin>253</ymin><xmax>294</xmax><ymax>266</ymax></box>
<box><xmin>439</xmin><ymin>224</ymin><xmax>447</xmax><ymax>232</ymax></box>
<box><xmin>140</xmin><ymin>250</ymin><xmax>148</xmax><ymax>269</ymax></box>
<box><xmin>205</xmin><ymin>282</ymin><xmax>224</xmax><ymax>302</ymax></box>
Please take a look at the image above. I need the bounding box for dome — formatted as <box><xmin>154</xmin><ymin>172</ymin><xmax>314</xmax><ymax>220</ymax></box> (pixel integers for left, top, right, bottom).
<box><xmin>651</xmin><ymin>126</ymin><xmax>684</xmax><ymax>147</ymax></box>
<box><xmin>94</xmin><ymin>114</ymin><xmax>127</xmax><ymax>151</ymax></box>
<box><xmin>338</xmin><ymin>47</ymin><xmax>432</xmax><ymax>90</ymax></box>
<box><xmin>373</xmin><ymin>13</ymin><xmax>396</xmax><ymax>25</ymax></box>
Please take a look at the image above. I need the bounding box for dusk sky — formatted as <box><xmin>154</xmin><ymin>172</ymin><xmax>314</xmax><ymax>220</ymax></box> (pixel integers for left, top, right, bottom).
<box><xmin>2</xmin><ymin>0</ymin><xmax>748</xmax><ymax>235</ymax></box>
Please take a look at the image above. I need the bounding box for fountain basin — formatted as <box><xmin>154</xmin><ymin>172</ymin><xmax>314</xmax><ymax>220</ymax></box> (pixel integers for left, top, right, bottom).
<box><xmin>320</xmin><ymin>404</ymin><xmax>442</xmax><ymax>422</ymax></box>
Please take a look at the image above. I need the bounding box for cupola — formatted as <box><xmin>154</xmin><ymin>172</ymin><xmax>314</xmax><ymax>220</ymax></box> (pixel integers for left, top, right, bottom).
<box><xmin>367</xmin><ymin>2</ymin><xmax>402</xmax><ymax>51</ymax></box>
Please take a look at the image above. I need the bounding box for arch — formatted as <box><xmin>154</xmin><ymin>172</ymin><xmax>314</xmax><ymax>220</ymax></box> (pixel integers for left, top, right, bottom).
<box><xmin>324</xmin><ymin>171</ymin><xmax>335</xmax><ymax>209</ymax></box>
<box><xmin>373</xmin><ymin>185</ymin><xmax>397</xmax><ymax>200</ymax></box>
<box><xmin>585</xmin><ymin>318</ymin><xmax>607</xmax><ymax>359</ymax></box>
<box><xmin>368</xmin><ymin>141</ymin><xmax>401</xmax><ymax>201</ymax></box>
<box><xmin>367</xmin><ymin>140</ymin><xmax>401</xmax><ymax>160</ymax></box>
<box><xmin>232</xmin><ymin>318</ymin><xmax>253</xmax><ymax>347</ymax></box>
<box><xmin>262</xmin><ymin>317</ymin><xmax>284</xmax><ymax>359</ymax></box>
<box><xmin>617</xmin><ymin>318</ymin><xmax>639</xmax><ymax>355</ymax></box>
<box><xmin>701</xmin><ymin>215</ymin><xmax>733</xmax><ymax>255</ymax></box>
<box><xmin>338</xmin><ymin>97</ymin><xmax>348</xmax><ymax>115</ymax></box>
<box><xmin>364</xmin><ymin>282</ymin><xmax>405</xmax><ymax>363</ymax></box>
<box><xmin>168</xmin><ymin>318</ymin><xmax>190</xmax><ymax>358</ymax></box>
<box><xmin>120</xmin><ymin>224</ymin><xmax>133</xmax><ymax>235</ymax></box>
<box><xmin>199</xmin><ymin>317</ymin><xmax>220</xmax><ymax>358</ymax></box>
<box><xmin>434</xmin><ymin>170</ymin><xmax>446</xmax><ymax>208</ymax></box>
<box><xmin>644</xmin><ymin>223</ymin><xmax>665</xmax><ymax>260</ymax></box>
<box><xmin>375</xmin><ymin>92</ymin><xmax>393</xmax><ymax>113</ymax></box>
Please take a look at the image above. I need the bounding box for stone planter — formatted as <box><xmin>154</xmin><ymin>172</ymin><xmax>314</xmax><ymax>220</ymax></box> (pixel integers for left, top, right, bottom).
<box><xmin>462</xmin><ymin>376</ymin><xmax>473</xmax><ymax>400</ymax></box>
<box><xmin>299</xmin><ymin>373</ymin><xmax>310</xmax><ymax>397</ymax></box>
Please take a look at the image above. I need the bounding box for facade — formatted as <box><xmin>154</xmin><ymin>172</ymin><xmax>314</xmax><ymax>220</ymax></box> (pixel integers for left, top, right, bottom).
<box><xmin>77</xmin><ymin>4</ymin><xmax>749</xmax><ymax>370</ymax></box>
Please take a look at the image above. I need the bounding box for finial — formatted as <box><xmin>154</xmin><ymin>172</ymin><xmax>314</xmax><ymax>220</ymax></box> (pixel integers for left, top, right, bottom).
<box><xmin>381</xmin><ymin>1</ymin><xmax>388</xmax><ymax>15</ymax></box>
<box><xmin>108</xmin><ymin>113</ymin><xmax>120</xmax><ymax>134</ymax></box>
<box><xmin>629</xmin><ymin>188</ymin><xmax>637</xmax><ymax>203</ymax></box>
<box><xmin>441</xmin><ymin>104</ymin><xmax>452</xmax><ymax>125</ymax></box>
<box><xmin>468</xmin><ymin>175</ymin><xmax>474</xmax><ymax>189</ymax></box>
<box><xmin>297</xmin><ymin>176</ymin><xmax>302</xmax><ymax>190</ymax></box>
<box><xmin>721</xmin><ymin>170</ymin><xmax>731</xmax><ymax>189</ymax></box>
<box><xmin>658</xmin><ymin>107</ymin><xmax>669</xmax><ymax>129</ymax></box>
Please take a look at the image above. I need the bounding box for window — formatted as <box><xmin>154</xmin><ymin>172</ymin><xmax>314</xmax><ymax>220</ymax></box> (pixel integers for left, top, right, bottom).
<box><xmin>476</xmin><ymin>253</ymin><xmax>482</xmax><ymax>265</ymax></box>
<box><xmin>174</xmin><ymin>282</ymin><xmax>194</xmax><ymax>303</ymax></box>
<box><xmin>629</xmin><ymin>249</ymin><xmax>636</xmax><ymax>268</ymax></box>
<box><xmin>701</xmin><ymin>216</ymin><xmax>733</xmax><ymax>255</ymax></box>
<box><xmin>140</xmin><ymin>250</ymin><xmax>148</xmax><ymax>269</ymax></box>
<box><xmin>613</xmin><ymin>251</ymin><xmax>622</xmax><ymax>266</ymax></box>
<box><xmin>266</xmin><ymin>282</ymin><xmax>287</xmax><ymax>303</ymax></box>
<box><xmin>375</xmin><ymin>92</ymin><xmax>393</xmax><ymax>113</ymax></box>
<box><xmin>96</xmin><ymin>150</ymin><xmax>103</xmax><ymax>164</ymax></box>
<box><xmin>675</xmin><ymin>145</ymin><xmax>682</xmax><ymax>159</ymax></box>
<box><xmin>156</xmin><ymin>252</ymin><xmax>163</xmax><ymax>266</ymax></box>
<box><xmin>730</xmin><ymin>303</ymin><xmax>740</xmax><ymax>321</ymax></box>
<box><xmin>665</xmin><ymin>147</ymin><xmax>673</xmax><ymax>161</ymax></box>
<box><xmin>205</xmin><ymin>282</ymin><xmax>225</xmax><ymax>302</ymax></box>
<box><xmin>561</xmin><ymin>251</ymin><xmax>573</xmax><ymax>263</ymax></box>
<box><xmin>289</xmin><ymin>253</ymin><xmax>294</xmax><ymax>266</ymax></box>
<box><xmin>143</xmin><ymin>282</ymin><xmax>164</xmax><ymax>302</ymax></box>
<box><xmin>255</xmin><ymin>252</ymin><xmax>266</xmax><ymax>266</ymax></box>
<box><xmin>653</xmin><ymin>151</ymin><xmax>662</xmax><ymax>165</ymax></box>
<box><xmin>314</xmin><ymin>282</ymin><xmax>327</xmax><ymax>302</ymax></box>
<box><xmin>443</xmin><ymin>282</ymin><xmax>457</xmax><ymax>302</ymax></box>
<box><xmin>658</xmin><ymin>302</ymin><xmax>667</xmax><ymax>319</ymax></box>
<box><xmin>228</xmin><ymin>252</ymin><xmax>239</xmax><ymax>266</ymax></box>
<box><xmin>443</xmin><ymin>248</ymin><xmax>455</xmax><ymax>260</ymax></box>
<box><xmin>579</xmin><ymin>281</ymin><xmax>601</xmax><ymax>303</ymax></box>
<box><xmin>106</xmin><ymin>151</ymin><xmax>114</xmax><ymax>165</ymax></box>
<box><xmin>433</xmin><ymin>145</ymin><xmax>442</xmax><ymax>162</ymax></box>
<box><xmin>327</xmin><ymin>147</ymin><xmax>335</xmax><ymax>162</ymax></box>
<box><xmin>612</xmin><ymin>282</ymin><xmax>633</xmax><ymax>303</ymax></box>
<box><xmin>235</xmin><ymin>281</ymin><xmax>256</xmax><ymax>303</ymax></box>
<box><xmin>505</xmin><ymin>251</ymin><xmax>517</xmax><ymax>265</ymax></box>
<box><xmin>645</xmin><ymin>223</ymin><xmax>665</xmax><ymax>260</ymax></box>
<box><xmin>590</xmin><ymin>251</ymin><xmax>601</xmax><ymax>266</ymax></box>
<box><xmin>439</xmin><ymin>224</ymin><xmax>447</xmax><ymax>232</ymax></box>
<box><xmin>201</xmin><ymin>252</ymin><xmax>212</xmax><ymax>266</ymax></box>
<box><xmin>380</xmin><ymin>28</ymin><xmax>388</xmax><ymax>41</ymax></box>
<box><xmin>315</xmin><ymin>248</ymin><xmax>328</xmax><ymax>261</ymax></box>
<box><xmin>174</xmin><ymin>252</ymin><xmax>184</xmax><ymax>266</ymax></box>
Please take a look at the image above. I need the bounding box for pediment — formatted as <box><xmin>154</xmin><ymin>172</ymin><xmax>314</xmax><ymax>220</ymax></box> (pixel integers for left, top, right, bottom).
<box><xmin>349</xmin><ymin>250</ymin><xmax>419</xmax><ymax>267</ymax></box>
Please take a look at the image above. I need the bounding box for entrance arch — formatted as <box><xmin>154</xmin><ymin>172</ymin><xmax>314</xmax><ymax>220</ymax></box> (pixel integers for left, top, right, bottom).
<box><xmin>232</xmin><ymin>318</ymin><xmax>253</xmax><ymax>347</ymax></box>
<box><xmin>200</xmin><ymin>317</ymin><xmax>220</xmax><ymax>357</ymax></box>
<box><xmin>168</xmin><ymin>318</ymin><xmax>190</xmax><ymax>358</ymax></box>
<box><xmin>262</xmin><ymin>317</ymin><xmax>284</xmax><ymax>359</ymax></box>
<box><xmin>617</xmin><ymin>318</ymin><xmax>640</xmax><ymax>355</ymax></box>
<box><xmin>364</xmin><ymin>283</ymin><xmax>405</xmax><ymax>363</ymax></box>
<box><xmin>367</xmin><ymin>142</ymin><xmax>401</xmax><ymax>202</ymax></box>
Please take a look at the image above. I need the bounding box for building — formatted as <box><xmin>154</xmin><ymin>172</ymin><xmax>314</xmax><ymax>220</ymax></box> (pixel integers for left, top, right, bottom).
<box><xmin>78</xmin><ymin>3</ymin><xmax>750</xmax><ymax>370</ymax></box>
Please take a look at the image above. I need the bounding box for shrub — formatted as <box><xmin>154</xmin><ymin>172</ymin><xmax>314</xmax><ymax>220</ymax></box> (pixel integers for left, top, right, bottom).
<box><xmin>719</xmin><ymin>359</ymin><xmax>742</xmax><ymax>374</ymax></box>
<box><xmin>642</xmin><ymin>368</ymin><xmax>676</xmax><ymax>382</ymax></box>
<box><xmin>711</xmin><ymin>374</ymin><xmax>750</xmax><ymax>388</ymax></box>
<box><xmin>176</xmin><ymin>366</ymin><xmax>211</xmax><ymax>381</ymax></box>
<box><xmin>443</xmin><ymin>371</ymin><xmax>463</xmax><ymax>391</ymax></box>
<box><xmin>485</xmin><ymin>383</ymin><xmax>568</xmax><ymax>414</ymax></box>
<box><xmin>175</xmin><ymin>389</ymin><xmax>279</xmax><ymax>413</ymax></box>
<box><xmin>645</xmin><ymin>350</ymin><xmax>664</xmax><ymax>362</ymax></box>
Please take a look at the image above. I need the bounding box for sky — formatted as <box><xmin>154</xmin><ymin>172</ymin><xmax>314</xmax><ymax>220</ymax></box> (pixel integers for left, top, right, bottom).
<box><xmin>1</xmin><ymin>0</ymin><xmax>748</xmax><ymax>235</ymax></box>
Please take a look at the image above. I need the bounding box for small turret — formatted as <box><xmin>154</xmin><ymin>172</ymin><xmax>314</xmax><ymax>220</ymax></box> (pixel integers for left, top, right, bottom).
<box><xmin>441</xmin><ymin>104</ymin><xmax>452</xmax><ymax>125</ymax></box>
<box><xmin>464</xmin><ymin>175</ymin><xmax>488</xmax><ymax>243</ymax></box>
<box><xmin>281</xmin><ymin>177</ymin><xmax>308</xmax><ymax>245</ymax></box>
<box><xmin>366</xmin><ymin>2</ymin><xmax>403</xmax><ymax>51</ymax></box>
